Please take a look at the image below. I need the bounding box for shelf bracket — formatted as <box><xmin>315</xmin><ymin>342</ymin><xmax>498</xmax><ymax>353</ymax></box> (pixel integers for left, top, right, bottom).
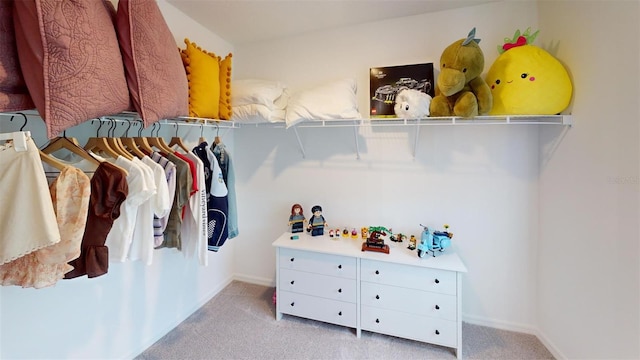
<box><xmin>292</xmin><ymin>127</ymin><xmax>306</xmax><ymax>159</ymax></box>
<box><xmin>413</xmin><ymin>118</ymin><xmax>421</xmax><ymax>158</ymax></box>
<box><xmin>353</xmin><ymin>122</ymin><xmax>360</xmax><ymax>159</ymax></box>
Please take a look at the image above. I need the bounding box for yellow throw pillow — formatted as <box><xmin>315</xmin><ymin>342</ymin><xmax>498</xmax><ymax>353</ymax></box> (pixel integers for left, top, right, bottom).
<box><xmin>218</xmin><ymin>53</ymin><xmax>233</xmax><ymax>120</ymax></box>
<box><xmin>182</xmin><ymin>38</ymin><xmax>220</xmax><ymax>118</ymax></box>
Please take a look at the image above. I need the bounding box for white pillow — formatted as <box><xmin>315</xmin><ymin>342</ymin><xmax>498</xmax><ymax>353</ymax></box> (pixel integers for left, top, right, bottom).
<box><xmin>231</xmin><ymin>104</ymin><xmax>285</xmax><ymax>123</ymax></box>
<box><xmin>232</xmin><ymin>79</ymin><xmax>287</xmax><ymax>110</ymax></box>
<box><xmin>285</xmin><ymin>78</ymin><xmax>360</xmax><ymax>128</ymax></box>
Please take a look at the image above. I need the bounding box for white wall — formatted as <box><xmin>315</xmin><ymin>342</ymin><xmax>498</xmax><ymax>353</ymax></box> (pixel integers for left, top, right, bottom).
<box><xmin>0</xmin><ymin>2</ymin><xmax>237</xmax><ymax>359</ymax></box>
<box><xmin>537</xmin><ymin>1</ymin><xmax>640</xmax><ymax>359</ymax></box>
<box><xmin>232</xmin><ymin>1</ymin><xmax>544</xmax><ymax>332</ymax></box>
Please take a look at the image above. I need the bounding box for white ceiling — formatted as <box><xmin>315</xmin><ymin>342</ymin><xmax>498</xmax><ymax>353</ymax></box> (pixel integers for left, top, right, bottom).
<box><xmin>166</xmin><ymin>0</ymin><xmax>497</xmax><ymax>45</ymax></box>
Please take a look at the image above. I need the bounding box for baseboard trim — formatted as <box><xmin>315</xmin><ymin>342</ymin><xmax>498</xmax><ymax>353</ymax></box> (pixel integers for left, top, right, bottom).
<box><xmin>127</xmin><ymin>275</ymin><xmax>235</xmax><ymax>359</ymax></box>
<box><xmin>233</xmin><ymin>273</ymin><xmax>275</xmax><ymax>287</ymax></box>
<box><xmin>462</xmin><ymin>313</ymin><xmax>537</xmax><ymax>335</ymax></box>
<box><xmin>534</xmin><ymin>328</ymin><xmax>566</xmax><ymax>360</ymax></box>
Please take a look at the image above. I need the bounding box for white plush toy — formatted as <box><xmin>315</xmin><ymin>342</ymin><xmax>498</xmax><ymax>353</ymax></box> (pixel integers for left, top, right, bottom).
<box><xmin>394</xmin><ymin>89</ymin><xmax>432</xmax><ymax>118</ymax></box>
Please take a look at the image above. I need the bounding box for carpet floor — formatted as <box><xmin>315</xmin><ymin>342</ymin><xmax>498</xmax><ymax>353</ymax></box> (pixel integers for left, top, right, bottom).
<box><xmin>136</xmin><ymin>281</ymin><xmax>554</xmax><ymax>359</ymax></box>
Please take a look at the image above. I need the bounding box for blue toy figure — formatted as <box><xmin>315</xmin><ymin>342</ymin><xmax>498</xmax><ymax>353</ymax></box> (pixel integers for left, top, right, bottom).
<box><xmin>288</xmin><ymin>203</ymin><xmax>305</xmax><ymax>233</ymax></box>
<box><xmin>307</xmin><ymin>205</ymin><xmax>327</xmax><ymax>236</ymax></box>
<box><xmin>417</xmin><ymin>224</ymin><xmax>453</xmax><ymax>258</ymax></box>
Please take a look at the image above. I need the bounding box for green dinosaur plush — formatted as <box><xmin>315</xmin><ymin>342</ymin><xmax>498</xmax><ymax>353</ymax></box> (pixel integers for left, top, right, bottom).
<box><xmin>430</xmin><ymin>28</ymin><xmax>492</xmax><ymax>117</ymax></box>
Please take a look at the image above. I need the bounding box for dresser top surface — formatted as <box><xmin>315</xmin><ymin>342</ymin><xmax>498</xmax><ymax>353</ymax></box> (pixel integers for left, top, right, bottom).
<box><xmin>273</xmin><ymin>232</ymin><xmax>467</xmax><ymax>273</ymax></box>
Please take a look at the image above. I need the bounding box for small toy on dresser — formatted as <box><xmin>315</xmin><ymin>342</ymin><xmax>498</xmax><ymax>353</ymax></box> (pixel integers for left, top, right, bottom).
<box><xmin>361</xmin><ymin>226</ymin><xmax>391</xmax><ymax>254</ymax></box>
<box><xmin>288</xmin><ymin>203</ymin><xmax>305</xmax><ymax>233</ymax></box>
<box><xmin>307</xmin><ymin>205</ymin><xmax>327</xmax><ymax>236</ymax></box>
<box><xmin>417</xmin><ymin>224</ymin><xmax>453</xmax><ymax>258</ymax></box>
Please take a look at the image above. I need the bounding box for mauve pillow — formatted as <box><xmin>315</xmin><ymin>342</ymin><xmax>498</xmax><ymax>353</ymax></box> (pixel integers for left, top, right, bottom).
<box><xmin>116</xmin><ymin>0</ymin><xmax>188</xmax><ymax>127</ymax></box>
<box><xmin>13</xmin><ymin>0</ymin><xmax>130</xmax><ymax>139</ymax></box>
<box><xmin>0</xmin><ymin>0</ymin><xmax>34</xmax><ymax>112</ymax></box>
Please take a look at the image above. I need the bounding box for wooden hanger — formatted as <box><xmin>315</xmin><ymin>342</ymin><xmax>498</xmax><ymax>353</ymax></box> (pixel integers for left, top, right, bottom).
<box><xmin>119</xmin><ymin>120</ymin><xmax>146</xmax><ymax>158</ymax></box>
<box><xmin>198</xmin><ymin>122</ymin><xmax>207</xmax><ymax>144</ymax></box>
<box><xmin>168</xmin><ymin>123</ymin><xmax>190</xmax><ymax>152</ymax></box>
<box><xmin>214</xmin><ymin>123</ymin><xmax>222</xmax><ymax>145</ymax></box>
<box><xmin>39</xmin><ymin>150</ymin><xmax>68</xmax><ymax>171</ymax></box>
<box><xmin>42</xmin><ymin>135</ymin><xmax>102</xmax><ymax>166</ymax></box>
<box><xmin>146</xmin><ymin>122</ymin><xmax>174</xmax><ymax>154</ymax></box>
<box><xmin>106</xmin><ymin>119</ymin><xmax>134</xmax><ymax>160</ymax></box>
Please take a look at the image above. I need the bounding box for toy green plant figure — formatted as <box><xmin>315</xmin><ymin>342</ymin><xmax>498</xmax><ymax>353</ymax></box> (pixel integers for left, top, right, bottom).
<box><xmin>307</xmin><ymin>205</ymin><xmax>327</xmax><ymax>236</ymax></box>
<box><xmin>288</xmin><ymin>203</ymin><xmax>305</xmax><ymax>233</ymax></box>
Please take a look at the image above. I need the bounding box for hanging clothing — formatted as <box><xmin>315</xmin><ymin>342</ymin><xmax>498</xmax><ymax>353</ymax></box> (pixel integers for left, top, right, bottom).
<box><xmin>180</xmin><ymin>151</ymin><xmax>208</xmax><ymax>266</ymax></box>
<box><xmin>212</xmin><ymin>141</ymin><xmax>238</xmax><ymax>239</ymax></box>
<box><xmin>193</xmin><ymin>142</ymin><xmax>228</xmax><ymax>252</ymax></box>
<box><xmin>0</xmin><ymin>135</ymin><xmax>60</xmax><ymax>265</ymax></box>
<box><xmin>150</xmin><ymin>151</ymin><xmax>176</xmax><ymax>247</ymax></box>
<box><xmin>103</xmin><ymin>156</ymin><xmax>154</xmax><ymax>263</ymax></box>
<box><xmin>64</xmin><ymin>161</ymin><xmax>128</xmax><ymax>279</ymax></box>
<box><xmin>129</xmin><ymin>156</ymin><xmax>171</xmax><ymax>265</ymax></box>
<box><xmin>159</xmin><ymin>152</ymin><xmax>192</xmax><ymax>250</ymax></box>
<box><xmin>0</xmin><ymin>166</ymin><xmax>90</xmax><ymax>288</ymax></box>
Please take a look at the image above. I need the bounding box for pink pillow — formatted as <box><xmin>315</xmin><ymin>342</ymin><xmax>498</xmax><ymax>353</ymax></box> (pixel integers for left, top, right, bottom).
<box><xmin>13</xmin><ymin>0</ymin><xmax>129</xmax><ymax>138</ymax></box>
<box><xmin>116</xmin><ymin>0</ymin><xmax>188</xmax><ymax>128</ymax></box>
<box><xmin>0</xmin><ymin>0</ymin><xmax>34</xmax><ymax>112</ymax></box>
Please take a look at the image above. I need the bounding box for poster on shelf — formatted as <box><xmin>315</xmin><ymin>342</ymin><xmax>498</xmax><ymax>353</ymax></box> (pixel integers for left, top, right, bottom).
<box><xmin>369</xmin><ymin>63</ymin><xmax>435</xmax><ymax>118</ymax></box>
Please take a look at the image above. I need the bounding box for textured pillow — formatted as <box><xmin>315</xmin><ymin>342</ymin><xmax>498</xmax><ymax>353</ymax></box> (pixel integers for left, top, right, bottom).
<box><xmin>285</xmin><ymin>78</ymin><xmax>361</xmax><ymax>128</ymax></box>
<box><xmin>0</xmin><ymin>0</ymin><xmax>34</xmax><ymax>112</ymax></box>
<box><xmin>181</xmin><ymin>39</ymin><xmax>220</xmax><ymax>119</ymax></box>
<box><xmin>117</xmin><ymin>0</ymin><xmax>188</xmax><ymax>127</ymax></box>
<box><xmin>232</xmin><ymin>79</ymin><xmax>287</xmax><ymax>110</ymax></box>
<box><xmin>13</xmin><ymin>0</ymin><xmax>130</xmax><ymax>139</ymax></box>
<box><xmin>218</xmin><ymin>53</ymin><xmax>233</xmax><ymax>120</ymax></box>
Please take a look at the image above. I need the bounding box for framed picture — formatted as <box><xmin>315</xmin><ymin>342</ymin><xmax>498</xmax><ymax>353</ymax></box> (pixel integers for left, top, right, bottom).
<box><xmin>369</xmin><ymin>63</ymin><xmax>434</xmax><ymax>118</ymax></box>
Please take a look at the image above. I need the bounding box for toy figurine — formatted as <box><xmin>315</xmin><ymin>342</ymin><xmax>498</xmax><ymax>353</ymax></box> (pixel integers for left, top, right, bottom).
<box><xmin>307</xmin><ymin>205</ymin><xmax>327</xmax><ymax>236</ymax></box>
<box><xmin>288</xmin><ymin>203</ymin><xmax>305</xmax><ymax>233</ymax></box>
<box><xmin>417</xmin><ymin>224</ymin><xmax>453</xmax><ymax>258</ymax></box>
<box><xmin>351</xmin><ymin>228</ymin><xmax>358</xmax><ymax>238</ymax></box>
<box><xmin>408</xmin><ymin>235</ymin><xmax>417</xmax><ymax>250</ymax></box>
<box><xmin>342</xmin><ymin>228</ymin><xmax>349</xmax><ymax>237</ymax></box>
<box><xmin>329</xmin><ymin>229</ymin><xmax>335</xmax><ymax>238</ymax></box>
<box><xmin>361</xmin><ymin>227</ymin><xmax>369</xmax><ymax>239</ymax></box>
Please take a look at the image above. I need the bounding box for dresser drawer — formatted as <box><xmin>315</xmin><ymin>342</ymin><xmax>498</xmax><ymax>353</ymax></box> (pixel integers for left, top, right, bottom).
<box><xmin>361</xmin><ymin>305</ymin><xmax>457</xmax><ymax>347</ymax></box>
<box><xmin>279</xmin><ymin>291</ymin><xmax>356</xmax><ymax>328</ymax></box>
<box><xmin>279</xmin><ymin>248</ymin><xmax>357</xmax><ymax>279</ymax></box>
<box><xmin>361</xmin><ymin>282</ymin><xmax>457</xmax><ymax>321</ymax></box>
<box><xmin>280</xmin><ymin>268</ymin><xmax>357</xmax><ymax>303</ymax></box>
<box><xmin>361</xmin><ymin>259</ymin><xmax>456</xmax><ymax>295</ymax></box>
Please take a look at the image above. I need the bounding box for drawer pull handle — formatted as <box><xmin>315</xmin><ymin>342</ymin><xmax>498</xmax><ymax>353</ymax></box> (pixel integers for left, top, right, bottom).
<box><xmin>290</xmin><ymin>280</ymin><xmax>295</xmax><ymax>285</ymax></box>
<box><xmin>435</xmin><ymin>305</ymin><xmax>440</xmax><ymax>310</ymax></box>
<box><xmin>435</xmin><ymin>330</ymin><xmax>440</xmax><ymax>335</ymax></box>
<box><xmin>290</xmin><ymin>302</ymin><xmax>295</xmax><ymax>307</ymax></box>
<box><xmin>290</xmin><ymin>258</ymin><xmax>295</xmax><ymax>262</ymax></box>
<box><xmin>375</xmin><ymin>295</ymin><xmax>380</xmax><ymax>300</ymax></box>
<box><xmin>338</xmin><ymin>311</ymin><xmax>342</xmax><ymax>316</ymax></box>
<box><xmin>435</xmin><ymin>278</ymin><xmax>440</xmax><ymax>284</ymax></box>
<box><xmin>375</xmin><ymin>319</ymin><xmax>380</xmax><ymax>323</ymax></box>
<box><xmin>375</xmin><ymin>270</ymin><xmax>380</xmax><ymax>275</ymax></box>
<box><xmin>338</xmin><ymin>265</ymin><xmax>342</xmax><ymax>269</ymax></box>
<box><xmin>338</xmin><ymin>288</ymin><xmax>342</xmax><ymax>293</ymax></box>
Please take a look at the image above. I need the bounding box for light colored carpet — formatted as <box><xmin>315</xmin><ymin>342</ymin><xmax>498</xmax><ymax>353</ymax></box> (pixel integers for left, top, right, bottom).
<box><xmin>135</xmin><ymin>281</ymin><xmax>554</xmax><ymax>360</ymax></box>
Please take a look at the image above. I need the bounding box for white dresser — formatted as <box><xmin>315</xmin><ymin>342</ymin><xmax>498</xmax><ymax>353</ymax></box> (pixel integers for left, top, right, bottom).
<box><xmin>273</xmin><ymin>232</ymin><xmax>468</xmax><ymax>359</ymax></box>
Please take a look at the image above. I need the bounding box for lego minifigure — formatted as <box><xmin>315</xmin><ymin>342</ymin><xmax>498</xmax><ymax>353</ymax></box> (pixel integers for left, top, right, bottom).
<box><xmin>288</xmin><ymin>203</ymin><xmax>305</xmax><ymax>233</ymax></box>
<box><xmin>307</xmin><ymin>205</ymin><xmax>327</xmax><ymax>236</ymax></box>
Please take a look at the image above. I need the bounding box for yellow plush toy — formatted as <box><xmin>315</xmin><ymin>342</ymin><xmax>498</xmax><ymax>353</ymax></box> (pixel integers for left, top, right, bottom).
<box><xmin>486</xmin><ymin>28</ymin><xmax>572</xmax><ymax>115</ymax></box>
<box><xmin>430</xmin><ymin>28</ymin><xmax>492</xmax><ymax>117</ymax></box>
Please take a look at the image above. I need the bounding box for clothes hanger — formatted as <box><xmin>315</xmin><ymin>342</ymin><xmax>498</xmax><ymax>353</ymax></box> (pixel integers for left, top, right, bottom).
<box><xmin>146</xmin><ymin>122</ymin><xmax>174</xmax><ymax>154</ymax></box>
<box><xmin>213</xmin><ymin>123</ymin><xmax>222</xmax><ymax>145</ymax></box>
<box><xmin>107</xmin><ymin>119</ymin><xmax>134</xmax><ymax>160</ymax></box>
<box><xmin>133</xmin><ymin>120</ymin><xmax>154</xmax><ymax>154</ymax></box>
<box><xmin>5</xmin><ymin>115</ymin><xmax>68</xmax><ymax>171</ymax></box>
<box><xmin>168</xmin><ymin>122</ymin><xmax>190</xmax><ymax>152</ymax></box>
<box><xmin>83</xmin><ymin>119</ymin><xmax>123</xmax><ymax>159</ymax></box>
<box><xmin>120</xmin><ymin>120</ymin><xmax>146</xmax><ymax>158</ymax></box>
<box><xmin>198</xmin><ymin>123</ymin><xmax>207</xmax><ymax>144</ymax></box>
